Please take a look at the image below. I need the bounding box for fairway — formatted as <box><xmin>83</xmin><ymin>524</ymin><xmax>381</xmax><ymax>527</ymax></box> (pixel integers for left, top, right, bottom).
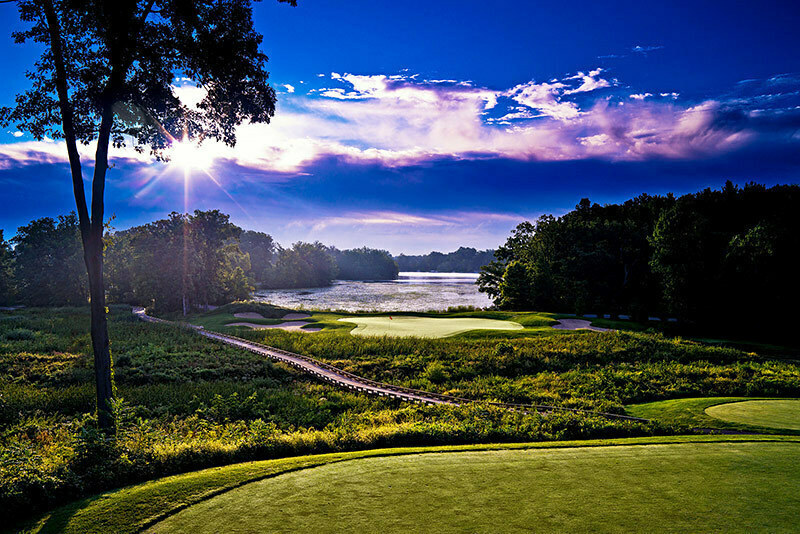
<box><xmin>706</xmin><ymin>399</ymin><xmax>800</xmax><ymax>431</ymax></box>
<box><xmin>149</xmin><ymin>442</ymin><xmax>800</xmax><ymax>534</ymax></box>
<box><xmin>338</xmin><ymin>316</ymin><xmax>524</xmax><ymax>338</ymax></box>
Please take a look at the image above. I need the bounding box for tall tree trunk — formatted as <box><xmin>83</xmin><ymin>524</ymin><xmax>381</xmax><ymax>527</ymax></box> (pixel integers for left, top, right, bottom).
<box><xmin>85</xmin><ymin>227</ymin><xmax>114</xmax><ymax>430</ymax></box>
<box><xmin>43</xmin><ymin>0</ymin><xmax>115</xmax><ymax>432</ymax></box>
<box><xmin>87</xmin><ymin>97</ymin><xmax>116</xmax><ymax>432</ymax></box>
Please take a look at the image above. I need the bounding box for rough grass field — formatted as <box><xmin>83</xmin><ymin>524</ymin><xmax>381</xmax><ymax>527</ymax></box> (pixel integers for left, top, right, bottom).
<box><xmin>705</xmin><ymin>399</ymin><xmax>800</xmax><ymax>431</ymax></box>
<box><xmin>149</xmin><ymin>439</ymin><xmax>800</xmax><ymax>534</ymax></box>
<box><xmin>337</xmin><ymin>315</ymin><xmax>525</xmax><ymax>338</ymax></box>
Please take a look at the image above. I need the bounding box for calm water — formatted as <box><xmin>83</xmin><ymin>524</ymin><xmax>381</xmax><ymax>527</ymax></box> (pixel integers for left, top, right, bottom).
<box><xmin>252</xmin><ymin>272</ymin><xmax>491</xmax><ymax>312</ymax></box>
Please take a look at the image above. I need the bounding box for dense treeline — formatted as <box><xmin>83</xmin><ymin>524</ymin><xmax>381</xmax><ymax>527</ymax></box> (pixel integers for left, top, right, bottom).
<box><xmin>0</xmin><ymin>231</ymin><xmax>17</xmax><ymax>306</ymax></box>
<box><xmin>106</xmin><ymin>211</ymin><xmax>253</xmax><ymax>313</ymax></box>
<box><xmin>396</xmin><ymin>247</ymin><xmax>495</xmax><ymax>272</ymax></box>
<box><xmin>0</xmin><ymin>210</ymin><xmax>401</xmax><ymax>312</ymax></box>
<box><xmin>479</xmin><ymin>181</ymin><xmax>800</xmax><ymax>337</ymax></box>
<box><xmin>330</xmin><ymin>247</ymin><xmax>399</xmax><ymax>280</ymax></box>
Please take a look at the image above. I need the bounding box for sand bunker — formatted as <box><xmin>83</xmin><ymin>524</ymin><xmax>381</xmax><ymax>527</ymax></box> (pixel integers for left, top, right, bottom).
<box><xmin>227</xmin><ymin>321</ymin><xmax>321</xmax><ymax>332</ymax></box>
<box><xmin>551</xmin><ymin>319</ymin><xmax>609</xmax><ymax>332</ymax></box>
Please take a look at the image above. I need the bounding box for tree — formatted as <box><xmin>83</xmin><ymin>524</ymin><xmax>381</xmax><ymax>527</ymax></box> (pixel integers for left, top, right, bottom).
<box><xmin>498</xmin><ymin>260</ymin><xmax>533</xmax><ymax>310</ymax></box>
<box><xmin>0</xmin><ymin>230</ymin><xmax>15</xmax><ymax>305</ymax></box>
<box><xmin>239</xmin><ymin>230</ymin><xmax>277</xmax><ymax>283</ymax></box>
<box><xmin>1</xmin><ymin>0</ymin><xmax>296</xmax><ymax>431</ymax></box>
<box><xmin>330</xmin><ymin>247</ymin><xmax>399</xmax><ymax>280</ymax></box>
<box><xmin>12</xmin><ymin>214</ymin><xmax>87</xmax><ymax>306</ymax></box>
<box><xmin>265</xmin><ymin>242</ymin><xmax>337</xmax><ymax>289</ymax></box>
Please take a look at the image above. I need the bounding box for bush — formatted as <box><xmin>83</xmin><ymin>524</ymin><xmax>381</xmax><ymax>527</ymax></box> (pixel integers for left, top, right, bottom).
<box><xmin>3</xmin><ymin>328</ymin><xmax>35</xmax><ymax>341</ymax></box>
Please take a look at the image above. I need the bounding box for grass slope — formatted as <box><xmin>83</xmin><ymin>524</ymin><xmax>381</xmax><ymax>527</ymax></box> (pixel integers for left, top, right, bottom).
<box><xmin>625</xmin><ymin>397</ymin><xmax>800</xmax><ymax>435</ymax></box>
<box><xmin>156</xmin><ymin>439</ymin><xmax>800</xmax><ymax>533</ymax></box>
<box><xmin>20</xmin><ymin>436</ymin><xmax>797</xmax><ymax>534</ymax></box>
<box><xmin>338</xmin><ymin>316</ymin><xmax>525</xmax><ymax>338</ymax></box>
<box><xmin>705</xmin><ymin>399</ymin><xmax>800</xmax><ymax>431</ymax></box>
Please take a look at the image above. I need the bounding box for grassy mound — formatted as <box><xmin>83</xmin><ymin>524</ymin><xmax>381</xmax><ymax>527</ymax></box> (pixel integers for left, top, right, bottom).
<box><xmin>338</xmin><ymin>316</ymin><xmax>524</xmax><ymax>338</ymax></box>
<box><xmin>705</xmin><ymin>399</ymin><xmax>800</xmax><ymax>431</ymax></box>
<box><xmin>154</xmin><ymin>439</ymin><xmax>799</xmax><ymax>533</ymax></box>
<box><xmin>625</xmin><ymin>397</ymin><xmax>800</xmax><ymax>434</ymax></box>
<box><xmin>20</xmin><ymin>436</ymin><xmax>797</xmax><ymax>534</ymax></box>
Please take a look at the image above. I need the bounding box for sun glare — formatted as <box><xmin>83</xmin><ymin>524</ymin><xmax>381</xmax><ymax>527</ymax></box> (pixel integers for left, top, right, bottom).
<box><xmin>169</xmin><ymin>139</ymin><xmax>214</xmax><ymax>172</ymax></box>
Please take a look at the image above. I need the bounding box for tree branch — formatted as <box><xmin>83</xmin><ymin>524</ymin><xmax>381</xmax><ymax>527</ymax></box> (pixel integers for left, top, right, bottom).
<box><xmin>41</xmin><ymin>0</ymin><xmax>91</xmax><ymax>240</ymax></box>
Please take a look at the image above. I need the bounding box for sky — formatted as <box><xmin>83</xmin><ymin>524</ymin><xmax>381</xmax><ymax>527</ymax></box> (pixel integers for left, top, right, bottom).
<box><xmin>1</xmin><ymin>0</ymin><xmax>800</xmax><ymax>254</ymax></box>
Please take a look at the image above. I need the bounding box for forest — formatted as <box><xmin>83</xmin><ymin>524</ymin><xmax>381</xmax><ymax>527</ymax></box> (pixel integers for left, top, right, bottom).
<box><xmin>0</xmin><ymin>211</ymin><xmax>398</xmax><ymax>313</ymax></box>
<box><xmin>395</xmin><ymin>247</ymin><xmax>495</xmax><ymax>273</ymax></box>
<box><xmin>478</xmin><ymin>182</ymin><xmax>800</xmax><ymax>339</ymax></box>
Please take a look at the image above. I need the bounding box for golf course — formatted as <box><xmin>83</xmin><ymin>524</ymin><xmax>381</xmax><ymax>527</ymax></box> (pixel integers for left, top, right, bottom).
<box><xmin>150</xmin><ymin>441</ymin><xmax>799</xmax><ymax>534</ymax></box>
<box><xmin>338</xmin><ymin>315</ymin><xmax>525</xmax><ymax>338</ymax></box>
<box><xmin>22</xmin><ymin>437</ymin><xmax>799</xmax><ymax>534</ymax></box>
<box><xmin>705</xmin><ymin>399</ymin><xmax>800</xmax><ymax>431</ymax></box>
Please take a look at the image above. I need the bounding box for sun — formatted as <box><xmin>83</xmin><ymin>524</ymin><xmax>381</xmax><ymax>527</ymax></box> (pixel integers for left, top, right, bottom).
<box><xmin>169</xmin><ymin>138</ymin><xmax>215</xmax><ymax>172</ymax></box>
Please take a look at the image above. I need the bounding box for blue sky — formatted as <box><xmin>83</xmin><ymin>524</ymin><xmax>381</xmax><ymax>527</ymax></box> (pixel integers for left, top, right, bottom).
<box><xmin>1</xmin><ymin>0</ymin><xmax>800</xmax><ymax>253</ymax></box>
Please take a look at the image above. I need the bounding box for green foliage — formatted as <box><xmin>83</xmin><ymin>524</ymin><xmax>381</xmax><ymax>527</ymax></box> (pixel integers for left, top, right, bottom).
<box><xmin>396</xmin><ymin>247</ymin><xmax>495</xmax><ymax>273</ymax></box>
<box><xmin>0</xmin><ymin>230</ymin><xmax>14</xmax><ymax>306</ymax></box>
<box><xmin>11</xmin><ymin>214</ymin><xmax>87</xmax><ymax>307</ymax></box>
<box><xmin>498</xmin><ymin>260</ymin><xmax>533</xmax><ymax>309</ymax></box>
<box><xmin>0</xmin><ymin>307</ymin><xmax>699</xmax><ymax>524</ymax></box>
<box><xmin>106</xmin><ymin>210</ymin><xmax>253</xmax><ymax>312</ymax></box>
<box><xmin>329</xmin><ymin>247</ymin><xmax>399</xmax><ymax>280</ymax></box>
<box><xmin>1</xmin><ymin>0</ymin><xmax>293</xmax><ymax>152</ymax></box>
<box><xmin>238</xmin><ymin>231</ymin><xmax>277</xmax><ymax>283</ymax></box>
<box><xmin>480</xmin><ymin>182</ymin><xmax>800</xmax><ymax>339</ymax></box>
<box><xmin>2</xmin><ymin>306</ymin><xmax>799</xmax><ymax>527</ymax></box>
<box><xmin>3</xmin><ymin>328</ymin><xmax>35</xmax><ymax>341</ymax></box>
<box><xmin>262</xmin><ymin>241</ymin><xmax>337</xmax><ymax>289</ymax></box>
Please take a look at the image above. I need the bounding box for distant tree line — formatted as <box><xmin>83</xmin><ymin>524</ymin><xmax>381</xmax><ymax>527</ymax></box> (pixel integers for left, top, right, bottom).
<box><xmin>330</xmin><ymin>247</ymin><xmax>399</xmax><ymax>280</ymax></box>
<box><xmin>395</xmin><ymin>247</ymin><xmax>495</xmax><ymax>273</ymax></box>
<box><xmin>478</xmin><ymin>181</ymin><xmax>800</xmax><ymax>337</ymax></box>
<box><xmin>0</xmin><ymin>210</ymin><xmax>399</xmax><ymax>312</ymax></box>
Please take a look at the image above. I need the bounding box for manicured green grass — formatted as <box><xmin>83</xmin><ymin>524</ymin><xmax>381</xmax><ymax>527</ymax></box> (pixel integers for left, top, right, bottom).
<box><xmin>20</xmin><ymin>436</ymin><xmax>797</xmax><ymax>534</ymax></box>
<box><xmin>179</xmin><ymin>304</ymin><xmax>628</xmax><ymax>339</ymax></box>
<box><xmin>625</xmin><ymin>397</ymin><xmax>800</xmax><ymax>435</ymax></box>
<box><xmin>337</xmin><ymin>316</ymin><xmax>525</xmax><ymax>338</ymax></box>
<box><xmin>705</xmin><ymin>399</ymin><xmax>800</xmax><ymax>431</ymax></box>
<box><xmin>152</xmin><ymin>438</ymin><xmax>800</xmax><ymax>534</ymax></box>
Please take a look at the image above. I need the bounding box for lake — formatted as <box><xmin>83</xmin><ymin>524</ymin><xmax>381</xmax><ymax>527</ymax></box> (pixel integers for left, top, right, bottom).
<box><xmin>252</xmin><ymin>272</ymin><xmax>492</xmax><ymax>312</ymax></box>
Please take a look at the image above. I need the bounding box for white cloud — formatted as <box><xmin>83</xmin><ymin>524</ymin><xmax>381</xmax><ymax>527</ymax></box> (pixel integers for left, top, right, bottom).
<box><xmin>505</xmin><ymin>80</ymin><xmax>579</xmax><ymax>120</ymax></box>
<box><xmin>1</xmin><ymin>69</ymin><xmax>783</xmax><ymax>175</ymax></box>
<box><xmin>563</xmin><ymin>68</ymin><xmax>612</xmax><ymax>95</ymax></box>
<box><xmin>632</xmin><ymin>45</ymin><xmax>664</xmax><ymax>53</ymax></box>
<box><xmin>283</xmin><ymin>84</ymin><xmax>295</xmax><ymax>93</ymax></box>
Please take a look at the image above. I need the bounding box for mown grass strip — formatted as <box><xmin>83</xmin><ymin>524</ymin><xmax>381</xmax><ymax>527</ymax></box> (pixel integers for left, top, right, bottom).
<box><xmin>20</xmin><ymin>434</ymin><xmax>799</xmax><ymax>534</ymax></box>
<box><xmin>626</xmin><ymin>397</ymin><xmax>800</xmax><ymax>435</ymax></box>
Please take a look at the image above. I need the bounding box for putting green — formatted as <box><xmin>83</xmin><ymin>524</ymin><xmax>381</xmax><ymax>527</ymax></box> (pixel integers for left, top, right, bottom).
<box><xmin>705</xmin><ymin>399</ymin><xmax>800</xmax><ymax>431</ymax></box>
<box><xmin>149</xmin><ymin>442</ymin><xmax>800</xmax><ymax>533</ymax></box>
<box><xmin>338</xmin><ymin>316</ymin><xmax>524</xmax><ymax>338</ymax></box>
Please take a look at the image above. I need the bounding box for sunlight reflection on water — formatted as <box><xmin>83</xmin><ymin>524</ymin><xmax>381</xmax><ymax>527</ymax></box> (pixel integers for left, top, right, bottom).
<box><xmin>252</xmin><ymin>272</ymin><xmax>491</xmax><ymax>312</ymax></box>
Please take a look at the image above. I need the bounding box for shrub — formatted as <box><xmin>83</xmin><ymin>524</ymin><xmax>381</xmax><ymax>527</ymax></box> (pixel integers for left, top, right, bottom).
<box><xmin>3</xmin><ymin>328</ymin><xmax>35</xmax><ymax>341</ymax></box>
